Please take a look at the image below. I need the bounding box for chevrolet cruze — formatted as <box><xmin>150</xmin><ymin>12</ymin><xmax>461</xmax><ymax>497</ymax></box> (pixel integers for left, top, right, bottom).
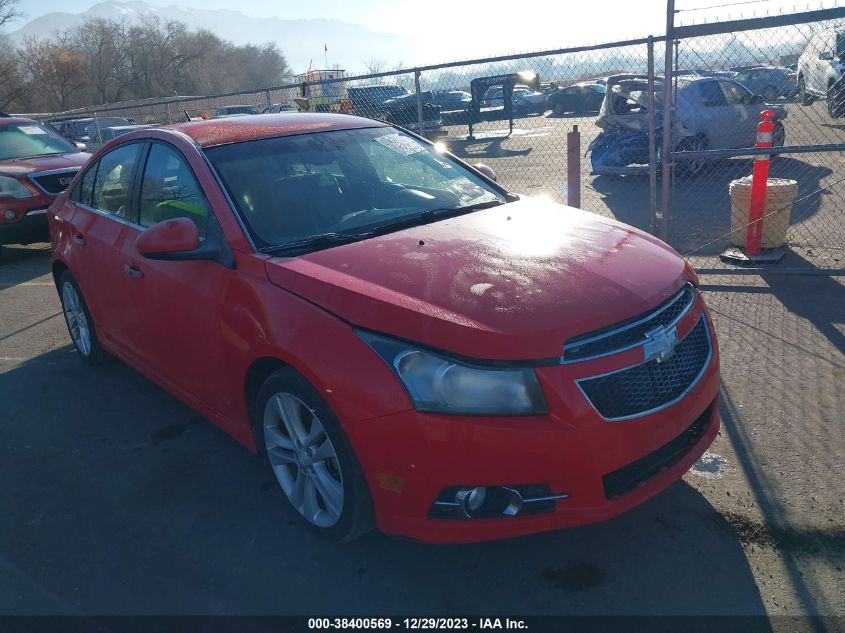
<box><xmin>50</xmin><ymin>114</ymin><xmax>719</xmax><ymax>543</ymax></box>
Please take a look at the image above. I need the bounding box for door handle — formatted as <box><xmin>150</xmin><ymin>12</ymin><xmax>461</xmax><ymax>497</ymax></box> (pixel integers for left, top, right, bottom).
<box><xmin>124</xmin><ymin>264</ymin><xmax>143</xmax><ymax>279</ymax></box>
<box><xmin>72</xmin><ymin>233</ymin><xmax>85</xmax><ymax>246</ymax></box>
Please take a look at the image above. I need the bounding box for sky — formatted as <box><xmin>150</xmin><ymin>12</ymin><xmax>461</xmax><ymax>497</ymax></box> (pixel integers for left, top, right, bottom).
<box><xmin>10</xmin><ymin>0</ymin><xmax>845</xmax><ymax>64</ymax></box>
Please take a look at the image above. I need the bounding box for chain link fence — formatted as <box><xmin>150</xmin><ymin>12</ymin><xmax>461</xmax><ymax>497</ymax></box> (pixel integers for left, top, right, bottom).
<box><xmin>18</xmin><ymin>6</ymin><xmax>845</xmax><ymax>275</ymax></box>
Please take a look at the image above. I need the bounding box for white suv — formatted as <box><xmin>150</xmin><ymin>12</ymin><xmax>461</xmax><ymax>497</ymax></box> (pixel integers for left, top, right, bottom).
<box><xmin>797</xmin><ymin>28</ymin><xmax>845</xmax><ymax>117</ymax></box>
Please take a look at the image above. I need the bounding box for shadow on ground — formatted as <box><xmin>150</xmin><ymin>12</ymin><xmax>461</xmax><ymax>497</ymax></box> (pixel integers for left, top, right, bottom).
<box><xmin>0</xmin><ymin>243</ymin><xmax>53</xmax><ymax>287</ymax></box>
<box><xmin>0</xmin><ymin>345</ymin><xmax>767</xmax><ymax>617</ymax></box>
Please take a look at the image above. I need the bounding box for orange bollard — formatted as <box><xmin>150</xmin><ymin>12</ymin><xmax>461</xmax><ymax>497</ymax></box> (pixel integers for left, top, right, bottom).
<box><xmin>746</xmin><ymin>110</ymin><xmax>776</xmax><ymax>256</ymax></box>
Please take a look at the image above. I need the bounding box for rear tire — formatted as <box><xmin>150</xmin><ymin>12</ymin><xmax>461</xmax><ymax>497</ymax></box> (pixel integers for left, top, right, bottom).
<box><xmin>761</xmin><ymin>85</ymin><xmax>779</xmax><ymax>102</ymax></box>
<box><xmin>58</xmin><ymin>271</ymin><xmax>106</xmax><ymax>365</ymax></box>
<box><xmin>256</xmin><ymin>367</ymin><xmax>375</xmax><ymax>542</ymax></box>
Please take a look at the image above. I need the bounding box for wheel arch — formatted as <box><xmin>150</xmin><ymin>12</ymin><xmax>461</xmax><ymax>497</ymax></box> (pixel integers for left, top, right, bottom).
<box><xmin>245</xmin><ymin>356</ymin><xmax>291</xmax><ymax>452</ymax></box>
<box><xmin>52</xmin><ymin>259</ymin><xmax>70</xmax><ymax>290</ymax></box>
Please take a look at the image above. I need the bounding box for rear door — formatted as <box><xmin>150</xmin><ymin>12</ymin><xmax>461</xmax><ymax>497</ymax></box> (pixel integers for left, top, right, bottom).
<box><xmin>116</xmin><ymin>141</ymin><xmax>233</xmax><ymax>415</ymax></box>
<box><xmin>64</xmin><ymin>142</ymin><xmax>144</xmax><ymax>350</ymax></box>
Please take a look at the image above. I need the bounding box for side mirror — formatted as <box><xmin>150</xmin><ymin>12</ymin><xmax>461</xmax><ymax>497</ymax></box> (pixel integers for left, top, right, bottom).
<box><xmin>474</xmin><ymin>163</ymin><xmax>498</xmax><ymax>182</ymax></box>
<box><xmin>74</xmin><ymin>142</ymin><xmax>87</xmax><ymax>151</ymax></box>
<box><xmin>820</xmin><ymin>51</ymin><xmax>834</xmax><ymax>61</ymax></box>
<box><xmin>136</xmin><ymin>218</ymin><xmax>200</xmax><ymax>258</ymax></box>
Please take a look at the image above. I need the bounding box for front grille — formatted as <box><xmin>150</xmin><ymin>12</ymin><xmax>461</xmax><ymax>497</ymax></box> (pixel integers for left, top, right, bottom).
<box><xmin>564</xmin><ymin>284</ymin><xmax>696</xmax><ymax>362</ymax></box>
<box><xmin>29</xmin><ymin>170</ymin><xmax>79</xmax><ymax>195</ymax></box>
<box><xmin>578</xmin><ymin>317</ymin><xmax>711</xmax><ymax>420</ymax></box>
<box><xmin>602</xmin><ymin>403</ymin><xmax>712</xmax><ymax>499</ymax></box>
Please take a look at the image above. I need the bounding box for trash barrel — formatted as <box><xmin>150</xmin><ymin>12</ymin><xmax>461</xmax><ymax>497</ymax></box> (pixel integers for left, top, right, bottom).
<box><xmin>729</xmin><ymin>176</ymin><xmax>798</xmax><ymax>248</ymax></box>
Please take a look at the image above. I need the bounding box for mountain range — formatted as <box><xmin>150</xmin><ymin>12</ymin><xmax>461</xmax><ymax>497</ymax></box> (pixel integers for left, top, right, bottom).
<box><xmin>4</xmin><ymin>0</ymin><xmax>412</xmax><ymax>74</ymax></box>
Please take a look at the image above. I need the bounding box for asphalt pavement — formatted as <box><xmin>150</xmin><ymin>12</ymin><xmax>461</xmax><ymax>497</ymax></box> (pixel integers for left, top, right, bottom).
<box><xmin>0</xmin><ymin>243</ymin><xmax>842</xmax><ymax>622</ymax></box>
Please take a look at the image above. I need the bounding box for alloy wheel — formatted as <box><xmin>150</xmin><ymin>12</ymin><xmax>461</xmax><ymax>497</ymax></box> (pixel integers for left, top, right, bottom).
<box><xmin>263</xmin><ymin>392</ymin><xmax>344</xmax><ymax>527</ymax></box>
<box><xmin>61</xmin><ymin>281</ymin><xmax>92</xmax><ymax>357</ymax></box>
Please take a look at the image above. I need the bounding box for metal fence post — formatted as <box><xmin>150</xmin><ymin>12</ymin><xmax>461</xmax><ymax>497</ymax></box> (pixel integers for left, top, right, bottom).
<box><xmin>414</xmin><ymin>69</ymin><xmax>424</xmax><ymax>137</ymax></box>
<box><xmin>265</xmin><ymin>90</ymin><xmax>272</xmax><ymax>112</ymax></box>
<box><xmin>92</xmin><ymin>110</ymin><xmax>103</xmax><ymax>147</ymax></box>
<box><xmin>166</xmin><ymin>103</ymin><xmax>172</xmax><ymax>124</ymax></box>
<box><xmin>567</xmin><ymin>125</ymin><xmax>581</xmax><ymax>209</ymax></box>
<box><xmin>647</xmin><ymin>36</ymin><xmax>658</xmax><ymax>236</ymax></box>
<box><xmin>659</xmin><ymin>0</ymin><xmax>675</xmax><ymax>243</ymax></box>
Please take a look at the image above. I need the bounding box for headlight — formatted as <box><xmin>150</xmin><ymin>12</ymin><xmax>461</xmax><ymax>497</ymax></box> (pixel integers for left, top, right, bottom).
<box><xmin>0</xmin><ymin>176</ymin><xmax>33</xmax><ymax>199</ymax></box>
<box><xmin>357</xmin><ymin>330</ymin><xmax>547</xmax><ymax>416</ymax></box>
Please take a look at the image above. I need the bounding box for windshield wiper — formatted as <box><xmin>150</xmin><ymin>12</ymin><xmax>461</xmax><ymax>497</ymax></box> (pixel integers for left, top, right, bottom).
<box><xmin>259</xmin><ymin>199</ymin><xmax>508</xmax><ymax>255</ymax></box>
<box><xmin>367</xmin><ymin>199</ymin><xmax>507</xmax><ymax>236</ymax></box>
<box><xmin>259</xmin><ymin>231</ymin><xmax>374</xmax><ymax>256</ymax></box>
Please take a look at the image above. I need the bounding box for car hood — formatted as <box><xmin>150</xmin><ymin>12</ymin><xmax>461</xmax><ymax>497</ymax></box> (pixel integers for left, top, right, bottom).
<box><xmin>264</xmin><ymin>198</ymin><xmax>686</xmax><ymax>360</ymax></box>
<box><xmin>0</xmin><ymin>152</ymin><xmax>91</xmax><ymax>176</ymax></box>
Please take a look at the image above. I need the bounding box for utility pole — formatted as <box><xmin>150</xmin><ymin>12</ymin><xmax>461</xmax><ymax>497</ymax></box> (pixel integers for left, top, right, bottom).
<box><xmin>660</xmin><ymin>0</ymin><xmax>675</xmax><ymax>243</ymax></box>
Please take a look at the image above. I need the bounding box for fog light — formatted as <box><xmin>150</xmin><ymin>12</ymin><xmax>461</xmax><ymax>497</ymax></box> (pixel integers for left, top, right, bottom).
<box><xmin>3</xmin><ymin>209</ymin><xmax>15</xmax><ymax>220</ymax></box>
<box><xmin>456</xmin><ymin>486</ymin><xmax>523</xmax><ymax>518</ymax></box>
<box><xmin>456</xmin><ymin>487</ymin><xmax>487</xmax><ymax>514</ymax></box>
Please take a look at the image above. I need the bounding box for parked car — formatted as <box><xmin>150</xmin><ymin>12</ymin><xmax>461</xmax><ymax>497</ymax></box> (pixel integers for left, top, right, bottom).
<box><xmin>0</xmin><ymin>116</ymin><xmax>90</xmax><ymax>251</ymax></box>
<box><xmin>732</xmin><ymin>66</ymin><xmax>798</xmax><ymax>100</ymax></box>
<box><xmin>264</xmin><ymin>102</ymin><xmax>298</xmax><ymax>113</ymax></box>
<box><xmin>50</xmin><ymin>113</ymin><xmax>719</xmax><ymax>543</ymax></box>
<box><xmin>591</xmin><ymin>74</ymin><xmax>787</xmax><ymax>177</ymax></box>
<box><xmin>797</xmin><ymin>27</ymin><xmax>845</xmax><ymax>116</ymax></box>
<box><xmin>380</xmin><ymin>91</ymin><xmax>443</xmax><ymax>136</ymax></box>
<box><xmin>348</xmin><ymin>85</ymin><xmax>409</xmax><ymax>119</ymax></box>
<box><xmin>547</xmin><ymin>82</ymin><xmax>606</xmax><ymax>115</ymax></box>
<box><xmin>431</xmin><ymin>90</ymin><xmax>472</xmax><ymax>111</ymax></box>
<box><xmin>53</xmin><ymin>117</ymin><xmax>133</xmax><ymax>144</ymax></box>
<box><xmin>482</xmin><ymin>86</ymin><xmax>546</xmax><ymax>116</ymax></box>
<box><xmin>213</xmin><ymin>105</ymin><xmax>261</xmax><ymax>118</ymax></box>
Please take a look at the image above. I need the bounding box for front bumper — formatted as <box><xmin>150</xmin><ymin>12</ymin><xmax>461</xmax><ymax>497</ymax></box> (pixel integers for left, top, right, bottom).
<box><xmin>0</xmin><ymin>205</ymin><xmax>50</xmax><ymax>246</ymax></box>
<box><xmin>346</xmin><ymin>294</ymin><xmax>720</xmax><ymax>544</ymax></box>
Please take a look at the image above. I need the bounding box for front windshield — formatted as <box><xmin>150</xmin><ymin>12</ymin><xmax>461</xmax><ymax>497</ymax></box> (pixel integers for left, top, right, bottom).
<box><xmin>205</xmin><ymin>126</ymin><xmax>506</xmax><ymax>251</ymax></box>
<box><xmin>0</xmin><ymin>123</ymin><xmax>79</xmax><ymax>160</ymax></box>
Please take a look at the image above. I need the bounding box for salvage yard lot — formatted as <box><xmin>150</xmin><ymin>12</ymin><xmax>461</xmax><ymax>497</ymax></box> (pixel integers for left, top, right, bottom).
<box><xmin>1</xmin><ymin>243</ymin><xmax>842</xmax><ymax>619</ymax></box>
<box><xmin>440</xmin><ymin>98</ymin><xmax>845</xmax><ymax>269</ymax></box>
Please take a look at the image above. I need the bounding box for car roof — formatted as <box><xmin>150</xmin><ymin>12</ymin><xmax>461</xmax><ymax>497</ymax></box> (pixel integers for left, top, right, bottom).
<box><xmin>0</xmin><ymin>116</ymin><xmax>41</xmax><ymax>127</ymax></box>
<box><xmin>165</xmin><ymin>113</ymin><xmax>388</xmax><ymax>148</ymax></box>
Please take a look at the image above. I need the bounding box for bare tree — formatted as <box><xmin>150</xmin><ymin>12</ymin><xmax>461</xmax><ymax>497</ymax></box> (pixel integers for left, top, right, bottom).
<box><xmin>0</xmin><ymin>0</ymin><xmax>21</xmax><ymax>29</ymax></box>
<box><xmin>20</xmin><ymin>38</ymin><xmax>87</xmax><ymax>110</ymax></box>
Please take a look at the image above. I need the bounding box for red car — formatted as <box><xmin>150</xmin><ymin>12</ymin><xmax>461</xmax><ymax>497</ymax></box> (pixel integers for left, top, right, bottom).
<box><xmin>0</xmin><ymin>115</ymin><xmax>90</xmax><ymax>252</ymax></box>
<box><xmin>49</xmin><ymin>114</ymin><xmax>719</xmax><ymax>544</ymax></box>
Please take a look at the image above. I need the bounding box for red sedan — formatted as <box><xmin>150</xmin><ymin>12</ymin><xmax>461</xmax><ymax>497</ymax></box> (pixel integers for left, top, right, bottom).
<box><xmin>49</xmin><ymin>114</ymin><xmax>719</xmax><ymax>543</ymax></box>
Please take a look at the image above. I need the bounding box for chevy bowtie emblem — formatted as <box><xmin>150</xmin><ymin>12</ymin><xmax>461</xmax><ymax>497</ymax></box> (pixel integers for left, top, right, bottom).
<box><xmin>642</xmin><ymin>324</ymin><xmax>679</xmax><ymax>363</ymax></box>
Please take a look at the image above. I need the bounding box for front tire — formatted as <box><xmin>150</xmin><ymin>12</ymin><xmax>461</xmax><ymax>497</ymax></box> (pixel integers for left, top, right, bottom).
<box><xmin>257</xmin><ymin>368</ymin><xmax>374</xmax><ymax>542</ymax></box>
<box><xmin>58</xmin><ymin>271</ymin><xmax>106</xmax><ymax>365</ymax></box>
<box><xmin>674</xmin><ymin>135</ymin><xmax>708</xmax><ymax>178</ymax></box>
<box><xmin>798</xmin><ymin>75</ymin><xmax>813</xmax><ymax>106</ymax></box>
<box><xmin>827</xmin><ymin>80</ymin><xmax>845</xmax><ymax>118</ymax></box>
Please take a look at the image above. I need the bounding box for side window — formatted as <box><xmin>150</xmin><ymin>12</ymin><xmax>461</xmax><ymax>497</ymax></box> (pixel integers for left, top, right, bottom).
<box><xmin>720</xmin><ymin>80</ymin><xmax>751</xmax><ymax>105</ymax></box>
<box><xmin>698</xmin><ymin>81</ymin><xmax>727</xmax><ymax>107</ymax></box>
<box><xmin>91</xmin><ymin>143</ymin><xmax>141</xmax><ymax>220</ymax></box>
<box><xmin>139</xmin><ymin>143</ymin><xmax>210</xmax><ymax>239</ymax></box>
<box><xmin>71</xmin><ymin>161</ymin><xmax>98</xmax><ymax>206</ymax></box>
